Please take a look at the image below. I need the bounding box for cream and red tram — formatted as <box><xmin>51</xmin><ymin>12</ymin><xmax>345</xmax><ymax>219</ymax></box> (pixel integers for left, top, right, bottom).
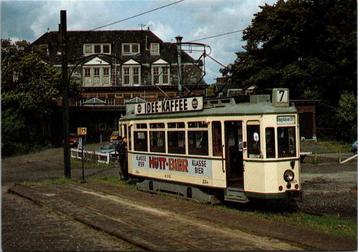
<box><xmin>119</xmin><ymin>89</ymin><xmax>301</xmax><ymax>203</ymax></box>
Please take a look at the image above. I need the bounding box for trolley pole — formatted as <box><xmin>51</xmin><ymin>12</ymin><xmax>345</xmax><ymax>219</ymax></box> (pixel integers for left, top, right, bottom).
<box><xmin>60</xmin><ymin>10</ymin><xmax>71</xmax><ymax>178</ymax></box>
<box><xmin>176</xmin><ymin>36</ymin><xmax>183</xmax><ymax>96</ymax></box>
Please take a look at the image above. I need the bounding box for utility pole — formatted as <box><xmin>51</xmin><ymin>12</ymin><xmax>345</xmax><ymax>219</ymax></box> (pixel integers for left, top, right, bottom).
<box><xmin>60</xmin><ymin>10</ymin><xmax>71</xmax><ymax>178</ymax></box>
<box><xmin>176</xmin><ymin>36</ymin><xmax>183</xmax><ymax>96</ymax></box>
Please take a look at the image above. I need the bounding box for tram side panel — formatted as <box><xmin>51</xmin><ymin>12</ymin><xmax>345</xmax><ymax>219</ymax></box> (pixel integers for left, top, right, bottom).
<box><xmin>128</xmin><ymin>152</ymin><xmax>227</xmax><ymax>188</ymax></box>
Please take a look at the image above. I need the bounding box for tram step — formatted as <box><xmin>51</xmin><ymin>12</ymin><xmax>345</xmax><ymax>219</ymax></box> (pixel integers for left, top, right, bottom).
<box><xmin>224</xmin><ymin>187</ymin><xmax>249</xmax><ymax>203</ymax></box>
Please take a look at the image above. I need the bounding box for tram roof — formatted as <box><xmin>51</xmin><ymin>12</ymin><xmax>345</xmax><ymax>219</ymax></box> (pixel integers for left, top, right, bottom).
<box><xmin>120</xmin><ymin>99</ymin><xmax>297</xmax><ymax>121</ymax></box>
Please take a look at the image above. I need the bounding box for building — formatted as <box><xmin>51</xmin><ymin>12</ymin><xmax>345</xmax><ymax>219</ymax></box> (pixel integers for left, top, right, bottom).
<box><xmin>32</xmin><ymin>30</ymin><xmax>207</xmax><ymax>142</ymax></box>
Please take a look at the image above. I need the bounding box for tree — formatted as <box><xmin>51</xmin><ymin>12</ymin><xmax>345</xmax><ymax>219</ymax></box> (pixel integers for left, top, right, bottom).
<box><xmin>335</xmin><ymin>92</ymin><xmax>357</xmax><ymax>141</ymax></box>
<box><xmin>228</xmin><ymin>0</ymin><xmax>356</xmax><ymax>139</ymax></box>
<box><xmin>1</xmin><ymin>39</ymin><xmax>61</xmax><ymax>156</ymax></box>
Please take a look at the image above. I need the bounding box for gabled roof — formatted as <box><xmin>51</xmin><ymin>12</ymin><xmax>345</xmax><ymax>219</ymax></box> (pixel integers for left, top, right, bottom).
<box><xmin>31</xmin><ymin>30</ymin><xmax>195</xmax><ymax>65</ymax></box>
<box><xmin>125</xmin><ymin>97</ymin><xmax>147</xmax><ymax>104</ymax></box>
<box><xmin>153</xmin><ymin>58</ymin><xmax>168</xmax><ymax>64</ymax></box>
<box><xmin>123</xmin><ymin>59</ymin><xmax>140</xmax><ymax>65</ymax></box>
<box><xmin>84</xmin><ymin>57</ymin><xmax>110</xmax><ymax>65</ymax></box>
<box><xmin>82</xmin><ymin>97</ymin><xmax>106</xmax><ymax>105</ymax></box>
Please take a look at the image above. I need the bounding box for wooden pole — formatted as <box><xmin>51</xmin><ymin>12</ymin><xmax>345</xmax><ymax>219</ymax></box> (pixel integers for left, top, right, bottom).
<box><xmin>60</xmin><ymin>10</ymin><xmax>71</xmax><ymax>178</ymax></box>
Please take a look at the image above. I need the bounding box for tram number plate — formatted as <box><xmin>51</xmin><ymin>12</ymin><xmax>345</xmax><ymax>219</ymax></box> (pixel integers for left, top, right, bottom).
<box><xmin>164</xmin><ymin>174</ymin><xmax>171</xmax><ymax>179</ymax></box>
<box><xmin>202</xmin><ymin>179</ymin><xmax>209</xmax><ymax>184</ymax></box>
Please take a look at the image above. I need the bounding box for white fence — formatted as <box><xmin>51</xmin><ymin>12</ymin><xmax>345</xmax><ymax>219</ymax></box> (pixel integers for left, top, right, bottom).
<box><xmin>70</xmin><ymin>148</ymin><xmax>111</xmax><ymax>164</ymax></box>
<box><xmin>339</xmin><ymin>154</ymin><xmax>358</xmax><ymax>164</ymax></box>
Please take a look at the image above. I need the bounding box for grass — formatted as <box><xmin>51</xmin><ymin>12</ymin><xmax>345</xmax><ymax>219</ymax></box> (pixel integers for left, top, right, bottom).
<box><xmin>92</xmin><ymin>176</ymin><xmax>138</xmax><ymax>190</ymax></box>
<box><xmin>95</xmin><ymin>176</ymin><xmax>124</xmax><ymax>185</ymax></box>
<box><xmin>71</xmin><ymin>158</ymin><xmax>116</xmax><ymax>169</ymax></box>
<box><xmin>301</xmin><ymin>140</ymin><xmax>352</xmax><ymax>154</ymax></box>
<box><xmin>236</xmin><ymin>208</ymin><xmax>357</xmax><ymax>240</ymax></box>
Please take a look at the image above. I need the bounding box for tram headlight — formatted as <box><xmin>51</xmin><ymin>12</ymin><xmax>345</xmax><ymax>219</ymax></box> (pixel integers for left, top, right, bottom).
<box><xmin>283</xmin><ymin>170</ymin><xmax>295</xmax><ymax>182</ymax></box>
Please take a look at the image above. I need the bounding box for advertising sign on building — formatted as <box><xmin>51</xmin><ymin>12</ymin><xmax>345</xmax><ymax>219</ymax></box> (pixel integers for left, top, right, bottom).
<box><xmin>134</xmin><ymin>97</ymin><xmax>204</xmax><ymax>115</ymax></box>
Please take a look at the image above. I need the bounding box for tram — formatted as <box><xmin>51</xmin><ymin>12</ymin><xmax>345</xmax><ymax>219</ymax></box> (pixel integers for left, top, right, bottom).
<box><xmin>118</xmin><ymin>88</ymin><xmax>301</xmax><ymax>203</ymax></box>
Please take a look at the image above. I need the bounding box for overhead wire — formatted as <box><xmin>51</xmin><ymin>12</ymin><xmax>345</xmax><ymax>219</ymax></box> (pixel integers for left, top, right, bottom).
<box><xmin>189</xmin><ymin>29</ymin><xmax>243</xmax><ymax>42</ymax></box>
<box><xmin>91</xmin><ymin>0</ymin><xmax>185</xmax><ymax>30</ymax></box>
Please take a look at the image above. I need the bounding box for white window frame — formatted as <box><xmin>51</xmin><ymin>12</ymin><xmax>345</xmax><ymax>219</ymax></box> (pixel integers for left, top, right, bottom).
<box><xmin>122</xmin><ymin>43</ymin><xmax>140</xmax><ymax>55</ymax></box>
<box><xmin>150</xmin><ymin>43</ymin><xmax>160</xmax><ymax>55</ymax></box>
<box><xmin>122</xmin><ymin>65</ymin><xmax>141</xmax><ymax>86</ymax></box>
<box><xmin>82</xmin><ymin>66</ymin><xmax>111</xmax><ymax>87</ymax></box>
<box><xmin>151</xmin><ymin>64</ymin><xmax>170</xmax><ymax>85</ymax></box>
<box><xmin>83</xmin><ymin>43</ymin><xmax>111</xmax><ymax>56</ymax></box>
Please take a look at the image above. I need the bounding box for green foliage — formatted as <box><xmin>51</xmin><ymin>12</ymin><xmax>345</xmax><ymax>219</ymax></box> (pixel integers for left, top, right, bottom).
<box><xmin>1</xmin><ymin>39</ymin><xmax>61</xmax><ymax>156</ymax></box>
<box><xmin>335</xmin><ymin>92</ymin><xmax>357</xmax><ymax>141</ymax></box>
<box><xmin>229</xmin><ymin>0</ymin><xmax>356</xmax><ymax>140</ymax></box>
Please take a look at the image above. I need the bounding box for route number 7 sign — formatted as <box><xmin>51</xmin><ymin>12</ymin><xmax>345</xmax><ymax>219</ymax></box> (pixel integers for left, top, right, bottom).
<box><xmin>272</xmin><ymin>88</ymin><xmax>289</xmax><ymax>106</ymax></box>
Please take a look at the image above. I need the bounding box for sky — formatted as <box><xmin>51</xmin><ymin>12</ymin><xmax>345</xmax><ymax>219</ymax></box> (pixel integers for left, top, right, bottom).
<box><xmin>1</xmin><ymin>0</ymin><xmax>277</xmax><ymax>84</ymax></box>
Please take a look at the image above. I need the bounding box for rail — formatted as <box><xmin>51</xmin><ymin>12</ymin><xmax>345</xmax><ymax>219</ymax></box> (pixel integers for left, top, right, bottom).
<box><xmin>70</xmin><ymin>148</ymin><xmax>111</xmax><ymax>164</ymax></box>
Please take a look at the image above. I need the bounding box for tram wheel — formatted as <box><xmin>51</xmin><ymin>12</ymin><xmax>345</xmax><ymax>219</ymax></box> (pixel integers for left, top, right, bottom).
<box><xmin>149</xmin><ymin>180</ymin><xmax>153</xmax><ymax>191</ymax></box>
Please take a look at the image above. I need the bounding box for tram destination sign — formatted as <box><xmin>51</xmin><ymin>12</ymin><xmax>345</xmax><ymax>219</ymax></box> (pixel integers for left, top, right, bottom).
<box><xmin>135</xmin><ymin>96</ymin><xmax>203</xmax><ymax>115</ymax></box>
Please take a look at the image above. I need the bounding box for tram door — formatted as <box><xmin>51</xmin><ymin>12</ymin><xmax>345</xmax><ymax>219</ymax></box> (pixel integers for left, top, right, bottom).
<box><xmin>224</xmin><ymin>121</ymin><xmax>244</xmax><ymax>188</ymax></box>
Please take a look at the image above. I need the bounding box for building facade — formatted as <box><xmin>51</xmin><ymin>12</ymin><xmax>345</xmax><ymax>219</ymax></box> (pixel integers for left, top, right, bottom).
<box><xmin>32</xmin><ymin>30</ymin><xmax>207</xmax><ymax>142</ymax></box>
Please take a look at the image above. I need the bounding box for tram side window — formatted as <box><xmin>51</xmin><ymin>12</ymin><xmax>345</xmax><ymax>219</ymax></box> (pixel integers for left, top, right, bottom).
<box><xmin>150</xmin><ymin>131</ymin><xmax>165</xmax><ymax>153</ymax></box>
<box><xmin>212</xmin><ymin>121</ymin><xmax>222</xmax><ymax>156</ymax></box>
<box><xmin>189</xmin><ymin>131</ymin><xmax>208</xmax><ymax>155</ymax></box>
<box><xmin>247</xmin><ymin>125</ymin><xmax>261</xmax><ymax>158</ymax></box>
<box><xmin>168</xmin><ymin>131</ymin><xmax>185</xmax><ymax>154</ymax></box>
<box><xmin>265</xmin><ymin>128</ymin><xmax>276</xmax><ymax>158</ymax></box>
<box><xmin>278</xmin><ymin>127</ymin><xmax>296</xmax><ymax>157</ymax></box>
<box><xmin>134</xmin><ymin>131</ymin><xmax>148</xmax><ymax>152</ymax></box>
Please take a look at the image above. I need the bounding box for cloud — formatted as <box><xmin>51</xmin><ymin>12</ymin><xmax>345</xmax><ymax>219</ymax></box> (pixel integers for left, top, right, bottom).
<box><xmin>147</xmin><ymin>21</ymin><xmax>176</xmax><ymax>42</ymax></box>
<box><xmin>1</xmin><ymin>0</ymin><xmax>277</xmax><ymax>83</ymax></box>
<box><xmin>1</xmin><ymin>1</ymin><xmax>43</xmax><ymax>40</ymax></box>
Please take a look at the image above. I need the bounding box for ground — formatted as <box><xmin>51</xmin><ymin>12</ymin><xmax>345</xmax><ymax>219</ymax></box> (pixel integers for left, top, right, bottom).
<box><xmin>299</xmin><ymin>154</ymin><xmax>357</xmax><ymax>217</ymax></box>
<box><xmin>2</xmin><ymin>141</ymin><xmax>357</xmax><ymax>250</ymax></box>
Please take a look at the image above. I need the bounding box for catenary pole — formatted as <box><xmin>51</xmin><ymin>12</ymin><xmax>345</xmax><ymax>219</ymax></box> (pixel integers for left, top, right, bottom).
<box><xmin>176</xmin><ymin>36</ymin><xmax>183</xmax><ymax>96</ymax></box>
<box><xmin>60</xmin><ymin>10</ymin><xmax>71</xmax><ymax>178</ymax></box>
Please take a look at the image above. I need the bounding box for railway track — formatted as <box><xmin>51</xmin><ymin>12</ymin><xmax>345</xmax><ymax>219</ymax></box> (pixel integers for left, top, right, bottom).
<box><xmin>9</xmin><ymin>183</ymin><xmax>304</xmax><ymax>251</ymax></box>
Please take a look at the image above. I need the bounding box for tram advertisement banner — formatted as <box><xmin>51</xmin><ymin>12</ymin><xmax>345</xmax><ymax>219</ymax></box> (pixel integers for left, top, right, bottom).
<box><xmin>131</xmin><ymin>154</ymin><xmax>212</xmax><ymax>178</ymax></box>
<box><xmin>134</xmin><ymin>96</ymin><xmax>203</xmax><ymax>115</ymax></box>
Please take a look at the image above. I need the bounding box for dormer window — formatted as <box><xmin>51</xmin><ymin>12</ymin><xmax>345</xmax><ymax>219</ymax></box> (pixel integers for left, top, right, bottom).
<box><xmin>122</xmin><ymin>59</ymin><xmax>141</xmax><ymax>86</ymax></box>
<box><xmin>94</xmin><ymin>45</ymin><xmax>101</xmax><ymax>53</ymax></box>
<box><xmin>152</xmin><ymin>59</ymin><xmax>170</xmax><ymax>85</ymax></box>
<box><xmin>84</xmin><ymin>44</ymin><xmax>92</xmax><ymax>54</ymax></box>
<box><xmin>122</xmin><ymin>43</ymin><xmax>140</xmax><ymax>55</ymax></box>
<box><xmin>150</xmin><ymin>43</ymin><xmax>160</xmax><ymax>55</ymax></box>
<box><xmin>82</xmin><ymin>57</ymin><xmax>111</xmax><ymax>87</ymax></box>
<box><xmin>83</xmin><ymin>43</ymin><xmax>111</xmax><ymax>55</ymax></box>
<box><xmin>103</xmin><ymin>44</ymin><xmax>110</xmax><ymax>53</ymax></box>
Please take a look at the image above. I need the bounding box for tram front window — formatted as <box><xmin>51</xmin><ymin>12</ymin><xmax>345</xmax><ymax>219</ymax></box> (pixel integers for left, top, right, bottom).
<box><xmin>265</xmin><ymin>127</ymin><xmax>276</xmax><ymax>158</ymax></box>
<box><xmin>247</xmin><ymin>125</ymin><xmax>261</xmax><ymax>158</ymax></box>
<box><xmin>278</xmin><ymin>127</ymin><xmax>296</xmax><ymax>157</ymax></box>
